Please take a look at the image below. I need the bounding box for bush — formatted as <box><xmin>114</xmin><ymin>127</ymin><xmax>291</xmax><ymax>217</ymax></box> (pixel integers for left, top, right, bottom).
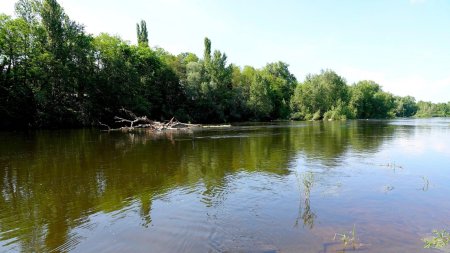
<box><xmin>323</xmin><ymin>104</ymin><xmax>350</xmax><ymax>121</ymax></box>
<box><xmin>291</xmin><ymin>112</ymin><xmax>304</xmax><ymax>120</ymax></box>
<box><xmin>312</xmin><ymin>110</ymin><xmax>321</xmax><ymax>121</ymax></box>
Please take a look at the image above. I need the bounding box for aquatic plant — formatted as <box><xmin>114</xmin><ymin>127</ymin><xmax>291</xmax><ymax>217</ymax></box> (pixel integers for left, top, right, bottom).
<box><xmin>333</xmin><ymin>224</ymin><xmax>358</xmax><ymax>250</ymax></box>
<box><xmin>302</xmin><ymin>172</ymin><xmax>314</xmax><ymax>197</ymax></box>
<box><xmin>421</xmin><ymin>176</ymin><xmax>429</xmax><ymax>191</ymax></box>
<box><xmin>294</xmin><ymin>171</ymin><xmax>316</xmax><ymax>229</ymax></box>
<box><xmin>384</xmin><ymin>162</ymin><xmax>403</xmax><ymax>170</ymax></box>
<box><xmin>383</xmin><ymin>185</ymin><xmax>394</xmax><ymax>193</ymax></box>
<box><xmin>423</xmin><ymin>230</ymin><xmax>450</xmax><ymax>249</ymax></box>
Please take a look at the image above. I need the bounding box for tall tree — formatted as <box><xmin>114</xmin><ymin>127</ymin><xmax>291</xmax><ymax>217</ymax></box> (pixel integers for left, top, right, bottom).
<box><xmin>0</xmin><ymin>14</ymin><xmax>37</xmax><ymax>128</ymax></box>
<box><xmin>203</xmin><ymin>37</ymin><xmax>211</xmax><ymax>65</ymax></box>
<box><xmin>248</xmin><ymin>71</ymin><xmax>273</xmax><ymax>120</ymax></box>
<box><xmin>136</xmin><ymin>20</ymin><xmax>149</xmax><ymax>47</ymax></box>
<box><xmin>35</xmin><ymin>0</ymin><xmax>96</xmax><ymax>127</ymax></box>
<box><xmin>0</xmin><ymin>0</ymin><xmax>440</xmax><ymax>129</ymax></box>
<box><xmin>262</xmin><ymin>61</ymin><xmax>297</xmax><ymax>119</ymax></box>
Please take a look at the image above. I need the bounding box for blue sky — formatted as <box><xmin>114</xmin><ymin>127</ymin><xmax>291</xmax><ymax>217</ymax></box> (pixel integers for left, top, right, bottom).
<box><xmin>1</xmin><ymin>0</ymin><xmax>449</xmax><ymax>102</ymax></box>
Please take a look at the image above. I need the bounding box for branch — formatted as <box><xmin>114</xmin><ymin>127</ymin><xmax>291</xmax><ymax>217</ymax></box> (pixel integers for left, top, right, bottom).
<box><xmin>114</xmin><ymin>116</ymin><xmax>150</xmax><ymax>128</ymax></box>
<box><xmin>98</xmin><ymin>121</ymin><xmax>111</xmax><ymax>131</ymax></box>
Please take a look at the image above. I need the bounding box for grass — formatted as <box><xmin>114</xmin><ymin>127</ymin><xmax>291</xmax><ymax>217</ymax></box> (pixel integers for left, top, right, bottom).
<box><xmin>423</xmin><ymin>230</ymin><xmax>450</xmax><ymax>249</ymax></box>
<box><xmin>333</xmin><ymin>224</ymin><xmax>358</xmax><ymax>250</ymax></box>
<box><xmin>294</xmin><ymin>171</ymin><xmax>316</xmax><ymax>229</ymax></box>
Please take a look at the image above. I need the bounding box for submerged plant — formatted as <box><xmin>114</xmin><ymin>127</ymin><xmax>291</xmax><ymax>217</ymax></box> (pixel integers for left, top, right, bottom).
<box><xmin>423</xmin><ymin>230</ymin><xmax>450</xmax><ymax>249</ymax></box>
<box><xmin>294</xmin><ymin>171</ymin><xmax>316</xmax><ymax>229</ymax></box>
<box><xmin>333</xmin><ymin>224</ymin><xmax>358</xmax><ymax>250</ymax></box>
<box><xmin>421</xmin><ymin>176</ymin><xmax>430</xmax><ymax>191</ymax></box>
<box><xmin>382</xmin><ymin>162</ymin><xmax>403</xmax><ymax>171</ymax></box>
<box><xmin>383</xmin><ymin>185</ymin><xmax>395</xmax><ymax>193</ymax></box>
<box><xmin>302</xmin><ymin>172</ymin><xmax>314</xmax><ymax>197</ymax></box>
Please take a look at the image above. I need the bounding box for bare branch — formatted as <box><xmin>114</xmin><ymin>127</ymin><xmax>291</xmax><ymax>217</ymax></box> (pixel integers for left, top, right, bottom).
<box><xmin>98</xmin><ymin>121</ymin><xmax>111</xmax><ymax>131</ymax></box>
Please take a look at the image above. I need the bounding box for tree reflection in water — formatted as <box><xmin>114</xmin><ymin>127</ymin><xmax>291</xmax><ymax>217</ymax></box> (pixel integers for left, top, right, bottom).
<box><xmin>0</xmin><ymin>120</ymin><xmax>402</xmax><ymax>252</ymax></box>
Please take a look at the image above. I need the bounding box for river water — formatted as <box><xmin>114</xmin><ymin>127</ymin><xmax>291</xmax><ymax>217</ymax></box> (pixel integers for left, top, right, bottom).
<box><xmin>1</xmin><ymin>119</ymin><xmax>449</xmax><ymax>252</ymax></box>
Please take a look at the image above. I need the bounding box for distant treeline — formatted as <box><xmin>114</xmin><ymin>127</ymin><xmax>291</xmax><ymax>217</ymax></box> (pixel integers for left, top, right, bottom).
<box><xmin>1</xmin><ymin>0</ymin><xmax>449</xmax><ymax>129</ymax></box>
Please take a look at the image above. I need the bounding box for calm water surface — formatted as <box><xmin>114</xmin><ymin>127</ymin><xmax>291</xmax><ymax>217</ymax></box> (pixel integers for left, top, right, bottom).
<box><xmin>1</xmin><ymin>119</ymin><xmax>450</xmax><ymax>253</ymax></box>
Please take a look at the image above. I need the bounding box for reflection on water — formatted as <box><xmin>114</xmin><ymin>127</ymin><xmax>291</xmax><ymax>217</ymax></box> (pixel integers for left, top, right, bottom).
<box><xmin>1</xmin><ymin>119</ymin><xmax>450</xmax><ymax>252</ymax></box>
<box><xmin>295</xmin><ymin>172</ymin><xmax>316</xmax><ymax>230</ymax></box>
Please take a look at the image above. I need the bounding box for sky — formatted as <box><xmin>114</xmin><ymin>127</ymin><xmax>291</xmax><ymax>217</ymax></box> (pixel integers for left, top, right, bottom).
<box><xmin>1</xmin><ymin>0</ymin><xmax>449</xmax><ymax>102</ymax></box>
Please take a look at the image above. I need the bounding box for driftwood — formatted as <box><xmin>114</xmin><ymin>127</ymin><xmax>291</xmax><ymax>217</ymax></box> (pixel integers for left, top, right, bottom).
<box><xmin>99</xmin><ymin>109</ymin><xmax>200</xmax><ymax>132</ymax></box>
<box><xmin>114</xmin><ymin>115</ymin><xmax>150</xmax><ymax>128</ymax></box>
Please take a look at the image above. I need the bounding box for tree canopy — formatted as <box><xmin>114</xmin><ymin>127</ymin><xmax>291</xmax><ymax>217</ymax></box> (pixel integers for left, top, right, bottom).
<box><xmin>0</xmin><ymin>0</ymin><xmax>447</xmax><ymax>129</ymax></box>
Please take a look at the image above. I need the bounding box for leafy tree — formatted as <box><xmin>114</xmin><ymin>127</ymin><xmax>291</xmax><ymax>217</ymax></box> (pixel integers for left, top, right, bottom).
<box><xmin>416</xmin><ymin>101</ymin><xmax>450</xmax><ymax>117</ymax></box>
<box><xmin>203</xmin><ymin>37</ymin><xmax>211</xmax><ymax>65</ymax></box>
<box><xmin>291</xmin><ymin>70</ymin><xmax>349</xmax><ymax>120</ymax></box>
<box><xmin>34</xmin><ymin>0</ymin><xmax>96</xmax><ymax>127</ymax></box>
<box><xmin>349</xmin><ymin>80</ymin><xmax>395</xmax><ymax>119</ymax></box>
<box><xmin>136</xmin><ymin>20</ymin><xmax>149</xmax><ymax>47</ymax></box>
<box><xmin>228</xmin><ymin>64</ymin><xmax>250</xmax><ymax>120</ymax></box>
<box><xmin>262</xmin><ymin>61</ymin><xmax>297</xmax><ymax>119</ymax></box>
<box><xmin>182</xmin><ymin>37</ymin><xmax>233</xmax><ymax>123</ymax></box>
<box><xmin>248</xmin><ymin>70</ymin><xmax>273</xmax><ymax>120</ymax></box>
<box><xmin>0</xmin><ymin>0</ymin><xmax>446</xmax><ymax>129</ymax></box>
<box><xmin>0</xmin><ymin>14</ymin><xmax>37</xmax><ymax>128</ymax></box>
<box><xmin>394</xmin><ymin>96</ymin><xmax>418</xmax><ymax>117</ymax></box>
<box><xmin>91</xmin><ymin>34</ymin><xmax>184</xmax><ymax>122</ymax></box>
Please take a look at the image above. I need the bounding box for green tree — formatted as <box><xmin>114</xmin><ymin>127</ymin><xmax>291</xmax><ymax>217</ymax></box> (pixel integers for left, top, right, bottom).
<box><xmin>394</xmin><ymin>96</ymin><xmax>418</xmax><ymax>117</ymax></box>
<box><xmin>136</xmin><ymin>20</ymin><xmax>149</xmax><ymax>47</ymax></box>
<box><xmin>0</xmin><ymin>14</ymin><xmax>37</xmax><ymax>128</ymax></box>
<box><xmin>291</xmin><ymin>70</ymin><xmax>349</xmax><ymax>120</ymax></box>
<box><xmin>349</xmin><ymin>80</ymin><xmax>395</xmax><ymax>119</ymax></box>
<box><xmin>34</xmin><ymin>0</ymin><xmax>96</xmax><ymax>127</ymax></box>
<box><xmin>416</xmin><ymin>101</ymin><xmax>450</xmax><ymax>117</ymax></box>
<box><xmin>262</xmin><ymin>61</ymin><xmax>297</xmax><ymax>119</ymax></box>
<box><xmin>1</xmin><ymin>0</ymin><xmax>441</xmax><ymax>129</ymax></box>
<box><xmin>248</xmin><ymin>70</ymin><xmax>273</xmax><ymax>120</ymax></box>
<box><xmin>203</xmin><ymin>37</ymin><xmax>211</xmax><ymax>65</ymax></box>
<box><xmin>184</xmin><ymin>37</ymin><xmax>233</xmax><ymax>122</ymax></box>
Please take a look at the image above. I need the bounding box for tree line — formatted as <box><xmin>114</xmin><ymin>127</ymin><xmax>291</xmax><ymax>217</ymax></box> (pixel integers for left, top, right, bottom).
<box><xmin>1</xmin><ymin>0</ymin><xmax>449</xmax><ymax>129</ymax></box>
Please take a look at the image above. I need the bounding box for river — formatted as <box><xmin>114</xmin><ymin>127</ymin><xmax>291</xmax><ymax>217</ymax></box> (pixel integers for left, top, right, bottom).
<box><xmin>1</xmin><ymin>119</ymin><xmax>449</xmax><ymax>252</ymax></box>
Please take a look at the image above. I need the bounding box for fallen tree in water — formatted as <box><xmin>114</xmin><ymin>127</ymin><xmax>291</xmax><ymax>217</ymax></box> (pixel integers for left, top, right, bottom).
<box><xmin>99</xmin><ymin>109</ymin><xmax>201</xmax><ymax>131</ymax></box>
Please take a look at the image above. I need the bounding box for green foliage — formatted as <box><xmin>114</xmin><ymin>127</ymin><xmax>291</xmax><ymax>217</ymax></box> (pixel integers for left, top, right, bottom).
<box><xmin>423</xmin><ymin>230</ymin><xmax>450</xmax><ymax>249</ymax></box>
<box><xmin>291</xmin><ymin>70</ymin><xmax>349</xmax><ymax>120</ymax></box>
<box><xmin>262</xmin><ymin>61</ymin><xmax>297</xmax><ymax>119</ymax></box>
<box><xmin>0</xmin><ymin>14</ymin><xmax>37</xmax><ymax>128</ymax></box>
<box><xmin>0</xmin><ymin>0</ymin><xmax>448</xmax><ymax>129</ymax></box>
<box><xmin>394</xmin><ymin>96</ymin><xmax>418</xmax><ymax>117</ymax></box>
<box><xmin>415</xmin><ymin>101</ymin><xmax>450</xmax><ymax>118</ymax></box>
<box><xmin>312</xmin><ymin>110</ymin><xmax>321</xmax><ymax>121</ymax></box>
<box><xmin>248</xmin><ymin>71</ymin><xmax>273</xmax><ymax>120</ymax></box>
<box><xmin>136</xmin><ymin>20</ymin><xmax>149</xmax><ymax>47</ymax></box>
<box><xmin>203</xmin><ymin>37</ymin><xmax>211</xmax><ymax>64</ymax></box>
<box><xmin>349</xmin><ymin>80</ymin><xmax>396</xmax><ymax>119</ymax></box>
<box><xmin>323</xmin><ymin>105</ymin><xmax>349</xmax><ymax>121</ymax></box>
<box><xmin>184</xmin><ymin>38</ymin><xmax>235</xmax><ymax>122</ymax></box>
